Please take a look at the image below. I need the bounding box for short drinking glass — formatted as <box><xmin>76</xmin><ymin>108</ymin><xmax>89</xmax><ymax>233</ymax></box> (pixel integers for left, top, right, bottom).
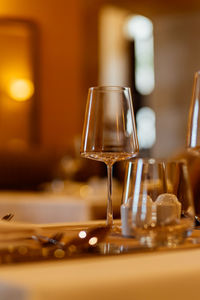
<box><xmin>121</xmin><ymin>159</ymin><xmax>194</xmax><ymax>247</ymax></box>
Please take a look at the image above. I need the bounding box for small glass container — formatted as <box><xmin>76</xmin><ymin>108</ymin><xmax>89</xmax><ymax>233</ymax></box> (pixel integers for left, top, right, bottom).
<box><xmin>121</xmin><ymin>159</ymin><xmax>194</xmax><ymax>247</ymax></box>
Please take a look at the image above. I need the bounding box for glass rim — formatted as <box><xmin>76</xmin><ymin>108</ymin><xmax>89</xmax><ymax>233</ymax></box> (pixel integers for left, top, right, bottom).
<box><xmin>89</xmin><ymin>86</ymin><xmax>130</xmax><ymax>92</ymax></box>
<box><xmin>126</xmin><ymin>157</ymin><xmax>188</xmax><ymax>166</ymax></box>
<box><xmin>127</xmin><ymin>158</ymin><xmax>164</xmax><ymax>165</ymax></box>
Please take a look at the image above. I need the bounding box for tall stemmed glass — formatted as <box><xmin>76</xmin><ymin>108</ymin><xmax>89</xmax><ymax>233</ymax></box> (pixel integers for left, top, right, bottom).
<box><xmin>186</xmin><ymin>70</ymin><xmax>200</xmax><ymax>222</ymax></box>
<box><xmin>80</xmin><ymin>86</ymin><xmax>139</xmax><ymax>227</ymax></box>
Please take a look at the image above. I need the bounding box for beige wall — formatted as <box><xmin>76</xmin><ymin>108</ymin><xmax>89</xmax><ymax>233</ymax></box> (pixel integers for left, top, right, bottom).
<box><xmin>152</xmin><ymin>12</ymin><xmax>200</xmax><ymax>157</ymax></box>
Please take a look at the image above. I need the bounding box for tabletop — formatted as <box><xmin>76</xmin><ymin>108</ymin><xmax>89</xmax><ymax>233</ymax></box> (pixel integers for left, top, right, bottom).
<box><xmin>0</xmin><ymin>222</ymin><xmax>200</xmax><ymax>300</ymax></box>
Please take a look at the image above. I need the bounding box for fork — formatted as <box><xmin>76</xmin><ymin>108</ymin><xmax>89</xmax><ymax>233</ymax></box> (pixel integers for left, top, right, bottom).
<box><xmin>1</xmin><ymin>214</ymin><xmax>110</xmax><ymax>251</ymax></box>
<box><xmin>31</xmin><ymin>232</ymin><xmax>64</xmax><ymax>247</ymax></box>
<box><xmin>1</xmin><ymin>213</ymin><xmax>14</xmax><ymax>221</ymax></box>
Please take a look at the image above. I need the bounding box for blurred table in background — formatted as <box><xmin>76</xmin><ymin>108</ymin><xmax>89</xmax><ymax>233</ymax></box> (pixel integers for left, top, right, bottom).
<box><xmin>0</xmin><ymin>178</ymin><xmax>122</xmax><ymax>223</ymax></box>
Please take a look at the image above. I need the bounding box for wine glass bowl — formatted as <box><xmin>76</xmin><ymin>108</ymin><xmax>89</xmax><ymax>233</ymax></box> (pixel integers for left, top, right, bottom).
<box><xmin>80</xmin><ymin>86</ymin><xmax>139</xmax><ymax>227</ymax></box>
<box><xmin>121</xmin><ymin>159</ymin><xmax>194</xmax><ymax>247</ymax></box>
<box><xmin>80</xmin><ymin>86</ymin><xmax>139</xmax><ymax>165</ymax></box>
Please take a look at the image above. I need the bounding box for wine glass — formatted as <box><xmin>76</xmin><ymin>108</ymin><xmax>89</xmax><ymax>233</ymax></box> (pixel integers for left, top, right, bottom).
<box><xmin>186</xmin><ymin>70</ymin><xmax>200</xmax><ymax>222</ymax></box>
<box><xmin>80</xmin><ymin>86</ymin><xmax>139</xmax><ymax>227</ymax></box>
<box><xmin>121</xmin><ymin>159</ymin><xmax>194</xmax><ymax>247</ymax></box>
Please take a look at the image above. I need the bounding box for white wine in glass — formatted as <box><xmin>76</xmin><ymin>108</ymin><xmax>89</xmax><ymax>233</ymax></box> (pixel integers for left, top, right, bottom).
<box><xmin>80</xmin><ymin>86</ymin><xmax>139</xmax><ymax>227</ymax></box>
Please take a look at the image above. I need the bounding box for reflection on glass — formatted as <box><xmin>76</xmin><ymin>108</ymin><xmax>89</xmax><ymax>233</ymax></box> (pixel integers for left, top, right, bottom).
<box><xmin>187</xmin><ymin>70</ymin><xmax>200</xmax><ymax>150</ymax></box>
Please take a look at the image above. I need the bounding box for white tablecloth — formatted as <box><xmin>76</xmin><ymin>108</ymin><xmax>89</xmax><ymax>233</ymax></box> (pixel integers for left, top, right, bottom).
<box><xmin>0</xmin><ymin>246</ymin><xmax>199</xmax><ymax>300</ymax></box>
<box><xmin>0</xmin><ymin>188</ymin><xmax>121</xmax><ymax>223</ymax></box>
<box><xmin>0</xmin><ymin>192</ymin><xmax>91</xmax><ymax>223</ymax></box>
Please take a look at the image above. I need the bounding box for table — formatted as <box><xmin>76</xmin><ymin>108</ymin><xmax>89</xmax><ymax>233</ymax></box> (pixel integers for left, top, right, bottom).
<box><xmin>0</xmin><ymin>223</ymin><xmax>200</xmax><ymax>300</ymax></box>
<box><xmin>0</xmin><ymin>187</ymin><xmax>121</xmax><ymax>223</ymax></box>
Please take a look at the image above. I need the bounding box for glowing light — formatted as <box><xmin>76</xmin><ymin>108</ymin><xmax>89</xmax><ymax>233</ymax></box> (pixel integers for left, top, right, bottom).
<box><xmin>124</xmin><ymin>15</ymin><xmax>154</xmax><ymax>95</ymax></box>
<box><xmin>9</xmin><ymin>79</ymin><xmax>34</xmax><ymax>101</ymax></box>
<box><xmin>79</xmin><ymin>231</ymin><xmax>87</xmax><ymax>239</ymax></box>
<box><xmin>132</xmin><ymin>159</ymin><xmax>143</xmax><ymax>217</ymax></box>
<box><xmin>136</xmin><ymin>107</ymin><xmax>156</xmax><ymax>149</ymax></box>
<box><xmin>124</xmin><ymin>15</ymin><xmax>153</xmax><ymax>40</ymax></box>
<box><xmin>89</xmin><ymin>237</ymin><xmax>98</xmax><ymax>246</ymax></box>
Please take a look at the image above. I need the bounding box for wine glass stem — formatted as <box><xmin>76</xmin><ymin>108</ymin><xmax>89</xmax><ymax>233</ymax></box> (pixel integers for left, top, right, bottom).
<box><xmin>107</xmin><ymin>164</ymin><xmax>113</xmax><ymax>226</ymax></box>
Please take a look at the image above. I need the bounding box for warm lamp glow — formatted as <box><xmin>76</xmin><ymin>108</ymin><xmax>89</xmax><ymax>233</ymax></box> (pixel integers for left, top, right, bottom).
<box><xmin>89</xmin><ymin>237</ymin><xmax>98</xmax><ymax>246</ymax></box>
<box><xmin>9</xmin><ymin>79</ymin><xmax>34</xmax><ymax>101</ymax></box>
<box><xmin>79</xmin><ymin>231</ymin><xmax>87</xmax><ymax>239</ymax></box>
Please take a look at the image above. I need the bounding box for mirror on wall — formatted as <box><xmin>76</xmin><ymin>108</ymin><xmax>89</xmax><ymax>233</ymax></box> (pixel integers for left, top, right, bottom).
<box><xmin>0</xmin><ymin>18</ymin><xmax>39</xmax><ymax>151</ymax></box>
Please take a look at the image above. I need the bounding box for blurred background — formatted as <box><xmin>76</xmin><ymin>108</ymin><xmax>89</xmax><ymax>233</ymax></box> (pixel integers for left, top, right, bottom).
<box><xmin>0</xmin><ymin>0</ymin><xmax>199</xmax><ymax>221</ymax></box>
